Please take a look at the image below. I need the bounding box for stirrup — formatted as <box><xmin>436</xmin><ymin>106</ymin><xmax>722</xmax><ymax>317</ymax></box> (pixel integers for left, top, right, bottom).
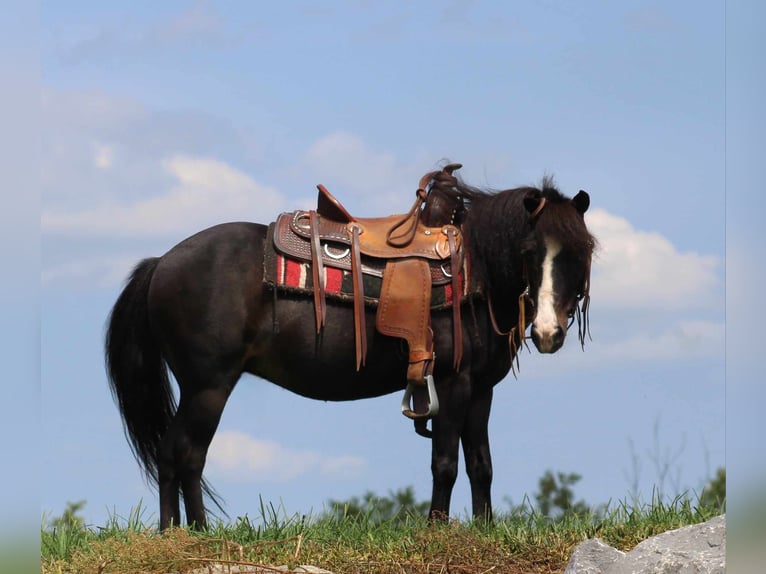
<box><xmin>401</xmin><ymin>374</ymin><xmax>439</xmax><ymax>419</ymax></box>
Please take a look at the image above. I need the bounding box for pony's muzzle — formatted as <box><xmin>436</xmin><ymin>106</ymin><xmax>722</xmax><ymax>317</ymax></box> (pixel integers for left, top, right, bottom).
<box><xmin>531</xmin><ymin>324</ymin><xmax>565</xmax><ymax>353</ymax></box>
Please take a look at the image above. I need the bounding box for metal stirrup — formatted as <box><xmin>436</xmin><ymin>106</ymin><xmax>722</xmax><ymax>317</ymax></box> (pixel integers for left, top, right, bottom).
<box><xmin>400</xmin><ymin>375</ymin><xmax>440</xmax><ymax>419</ymax></box>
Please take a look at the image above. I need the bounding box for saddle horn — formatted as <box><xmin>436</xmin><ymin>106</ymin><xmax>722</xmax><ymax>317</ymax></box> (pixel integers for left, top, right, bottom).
<box><xmin>387</xmin><ymin>163</ymin><xmax>464</xmax><ymax>247</ymax></box>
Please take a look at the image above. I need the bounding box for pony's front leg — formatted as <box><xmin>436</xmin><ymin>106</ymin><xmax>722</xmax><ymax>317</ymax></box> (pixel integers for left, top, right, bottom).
<box><xmin>460</xmin><ymin>386</ymin><xmax>494</xmax><ymax>522</ymax></box>
<box><xmin>429</xmin><ymin>415</ymin><xmax>460</xmax><ymax>520</ymax></box>
<box><xmin>428</xmin><ymin>373</ymin><xmax>471</xmax><ymax>520</ymax></box>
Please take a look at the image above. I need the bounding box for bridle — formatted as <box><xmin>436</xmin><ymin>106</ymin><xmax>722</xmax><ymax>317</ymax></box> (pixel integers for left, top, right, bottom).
<box><xmin>486</xmin><ymin>195</ymin><xmax>593</xmax><ymax>368</ymax></box>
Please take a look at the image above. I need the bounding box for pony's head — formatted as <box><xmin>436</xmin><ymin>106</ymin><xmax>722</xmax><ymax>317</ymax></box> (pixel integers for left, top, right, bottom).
<box><xmin>429</xmin><ymin>167</ymin><xmax>596</xmax><ymax>357</ymax></box>
<box><xmin>522</xmin><ymin>184</ymin><xmax>595</xmax><ymax>353</ymax></box>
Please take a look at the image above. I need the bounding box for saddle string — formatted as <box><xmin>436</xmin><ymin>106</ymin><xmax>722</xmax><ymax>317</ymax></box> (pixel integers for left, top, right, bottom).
<box><xmin>349</xmin><ymin>222</ymin><xmax>367</xmax><ymax>370</ymax></box>
<box><xmin>445</xmin><ymin>226</ymin><xmax>463</xmax><ymax>370</ymax></box>
<box><xmin>309</xmin><ymin>210</ymin><xmax>326</xmax><ymax>333</ymax></box>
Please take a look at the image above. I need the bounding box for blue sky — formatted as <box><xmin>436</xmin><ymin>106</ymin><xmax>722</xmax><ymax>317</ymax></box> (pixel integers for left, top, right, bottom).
<box><xmin>33</xmin><ymin>1</ymin><xmax>751</xmax><ymax>529</ymax></box>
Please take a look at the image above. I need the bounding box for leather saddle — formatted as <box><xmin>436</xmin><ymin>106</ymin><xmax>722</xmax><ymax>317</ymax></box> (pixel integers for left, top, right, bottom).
<box><xmin>271</xmin><ymin>164</ymin><xmax>466</xmax><ymax>419</ymax></box>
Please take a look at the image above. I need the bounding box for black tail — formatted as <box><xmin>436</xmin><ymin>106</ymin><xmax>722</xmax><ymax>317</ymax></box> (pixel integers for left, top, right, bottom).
<box><xmin>105</xmin><ymin>257</ymin><xmax>174</xmax><ymax>490</ymax></box>
<box><xmin>105</xmin><ymin>258</ymin><xmax>225</xmax><ymax>517</ymax></box>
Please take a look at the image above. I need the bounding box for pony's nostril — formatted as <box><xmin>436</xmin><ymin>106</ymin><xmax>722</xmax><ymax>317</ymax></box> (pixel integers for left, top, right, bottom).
<box><xmin>530</xmin><ymin>324</ymin><xmax>565</xmax><ymax>353</ymax></box>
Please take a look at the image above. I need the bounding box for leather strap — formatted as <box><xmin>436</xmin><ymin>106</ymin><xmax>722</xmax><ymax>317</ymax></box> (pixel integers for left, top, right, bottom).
<box><xmin>309</xmin><ymin>210</ymin><xmax>326</xmax><ymax>333</ymax></box>
<box><xmin>349</xmin><ymin>223</ymin><xmax>367</xmax><ymax>370</ymax></box>
<box><xmin>445</xmin><ymin>226</ymin><xmax>463</xmax><ymax>370</ymax></box>
<box><xmin>408</xmin><ymin>349</ymin><xmax>435</xmax><ymax>363</ymax></box>
<box><xmin>406</xmin><ymin>326</ymin><xmax>434</xmax><ymax>384</ymax></box>
<box><xmin>386</xmin><ymin>187</ymin><xmax>428</xmax><ymax>247</ymax></box>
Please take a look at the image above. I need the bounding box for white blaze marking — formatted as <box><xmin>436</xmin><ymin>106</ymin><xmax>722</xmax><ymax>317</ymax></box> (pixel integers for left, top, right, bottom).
<box><xmin>534</xmin><ymin>237</ymin><xmax>562</xmax><ymax>336</ymax></box>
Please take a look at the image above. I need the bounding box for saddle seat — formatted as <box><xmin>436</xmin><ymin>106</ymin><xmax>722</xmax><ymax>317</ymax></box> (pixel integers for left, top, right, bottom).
<box><xmin>271</xmin><ymin>165</ymin><xmax>466</xmax><ymax>419</ymax></box>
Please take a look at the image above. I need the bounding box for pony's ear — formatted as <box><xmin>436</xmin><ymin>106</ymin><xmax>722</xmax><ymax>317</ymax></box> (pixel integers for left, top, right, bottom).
<box><xmin>572</xmin><ymin>190</ymin><xmax>590</xmax><ymax>214</ymax></box>
<box><xmin>523</xmin><ymin>194</ymin><xmax>544</xmax><ymax>216</ymax></box>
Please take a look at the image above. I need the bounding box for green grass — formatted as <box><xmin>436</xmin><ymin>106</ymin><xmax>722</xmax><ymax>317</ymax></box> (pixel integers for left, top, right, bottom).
<box><xmin>41</xmin><ymin>495</ymin><xmax>724</xmax><ymax>574</ymax></box>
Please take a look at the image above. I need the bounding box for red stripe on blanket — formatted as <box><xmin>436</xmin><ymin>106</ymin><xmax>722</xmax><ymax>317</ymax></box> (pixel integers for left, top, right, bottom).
<box><xmin>443</xmin><ymin>273</ymin><xmax>464</xmax><ymax>305</ymax></box>
<box><xmin>325</xmin><ymin>267</ymin><xmax>343</xmax><ymax>294</ymax></box>
<box><xmin>272</xmin><ymin>253</ymin><xmax>464</xmax><ymax>309</ymax></box>
<box><xmin>285</xmin><ymin>258</ymin><xmax>304</xmax><ymax>288</ymax></box>
<box><xmin>279</xmin><ymin>256</ymin><xmax>340</xmax><ymax>293</ymax></box>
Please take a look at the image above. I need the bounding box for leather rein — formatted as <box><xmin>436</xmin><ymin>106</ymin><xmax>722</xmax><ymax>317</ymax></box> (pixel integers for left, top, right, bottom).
<box><xmin>486</xmin><ymin>198</ymin><xmax>546</xmax><ymax>371</ymax></box>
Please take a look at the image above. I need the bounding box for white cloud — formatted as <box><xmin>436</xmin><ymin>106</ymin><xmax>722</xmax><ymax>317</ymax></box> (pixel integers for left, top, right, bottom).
<box><xmin>42</xmin><ymin>155</ymin><xmax>288</xmax><ymax>237</ymax></box>
<box><xmin>585</xmin><ymin>319</ymin><xmax>724</xmax><ymax>363</ymax></box>
<box><xmin>305</xmin><ymin>132</ymin><xmax>398</xmax><ymax>188</ymax></box>
<box><xmin>93</xmin><ymin>143</ymin><xmax>113</xmax><ymax>170</ymax></box>
<box><xmin>586</xmin><ymin>208</ymin><xmax>720</xmax><ymax>310</ymax></box>
<box><xmin>207</xmin><ymin>431</ymin><xmax>366</xmax><ymax>482</ymax></box>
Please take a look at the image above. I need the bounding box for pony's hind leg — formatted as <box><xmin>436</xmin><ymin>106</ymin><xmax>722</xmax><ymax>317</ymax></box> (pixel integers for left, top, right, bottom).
<box><xmin>158</xmin><ymin>424</ymin><xmax>182</xmax><ymax>529</ymax></box>
<box><xmin>159</xmin><ymin>377</ymin><xmax>235</xmax><ymax>530</ymax></box>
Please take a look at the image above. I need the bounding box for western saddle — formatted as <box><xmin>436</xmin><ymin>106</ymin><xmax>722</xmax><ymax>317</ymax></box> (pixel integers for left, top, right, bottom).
<box><xmin>271</xmin><ymin>164</ymin><xmax>467</xmax><ymax>419</ymax></box>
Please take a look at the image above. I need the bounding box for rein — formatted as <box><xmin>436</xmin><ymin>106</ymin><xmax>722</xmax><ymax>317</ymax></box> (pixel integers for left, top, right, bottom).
<box><xmin>485</xmin><ymin>198</ymin><xmax>548</xmax><ymax>373</ymax></box>
<box><xmin>487</xmin><ymin>287</ymin><xmax>530</xmax><ymax>375</ymax></box>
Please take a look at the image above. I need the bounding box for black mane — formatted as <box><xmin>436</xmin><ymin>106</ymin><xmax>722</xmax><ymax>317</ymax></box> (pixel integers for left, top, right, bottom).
<box><xmin>535</xmin><ymin>178</ymin><xmax>596</xmax><ymax>256</ymax></box>
<box><xmin>429</xmin><ymin>175</ymin><xmax>540</xmax><ymax>292</ymax></box>
<box><xmin>428</xmin><ymin>173</ymin><xmax>595</xmax><ymax>296</ymax></box>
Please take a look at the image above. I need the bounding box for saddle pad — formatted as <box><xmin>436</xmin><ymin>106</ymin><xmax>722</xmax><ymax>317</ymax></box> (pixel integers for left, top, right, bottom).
<box><xmin>264</xmin><ymin>224</ymin><xmax>465</xmax><ymax>310</ymax></box>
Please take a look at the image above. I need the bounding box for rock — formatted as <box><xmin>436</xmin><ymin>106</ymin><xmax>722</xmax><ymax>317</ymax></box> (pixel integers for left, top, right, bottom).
<box><xmin>565</xmin><ymin>538</ymin><xmax>626</xmax><ymax>574</ymax></box>
<box><xmin>565</xmin><ymin>515</ymin><xmax>725</xmax><ymax>574</ymax></box>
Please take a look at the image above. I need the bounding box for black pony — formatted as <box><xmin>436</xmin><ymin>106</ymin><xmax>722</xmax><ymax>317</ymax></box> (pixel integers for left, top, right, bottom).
<box><xmin>105</xmin><ymin>169</ymin><xmax>596</xmax><ymax>530</ymax></box>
